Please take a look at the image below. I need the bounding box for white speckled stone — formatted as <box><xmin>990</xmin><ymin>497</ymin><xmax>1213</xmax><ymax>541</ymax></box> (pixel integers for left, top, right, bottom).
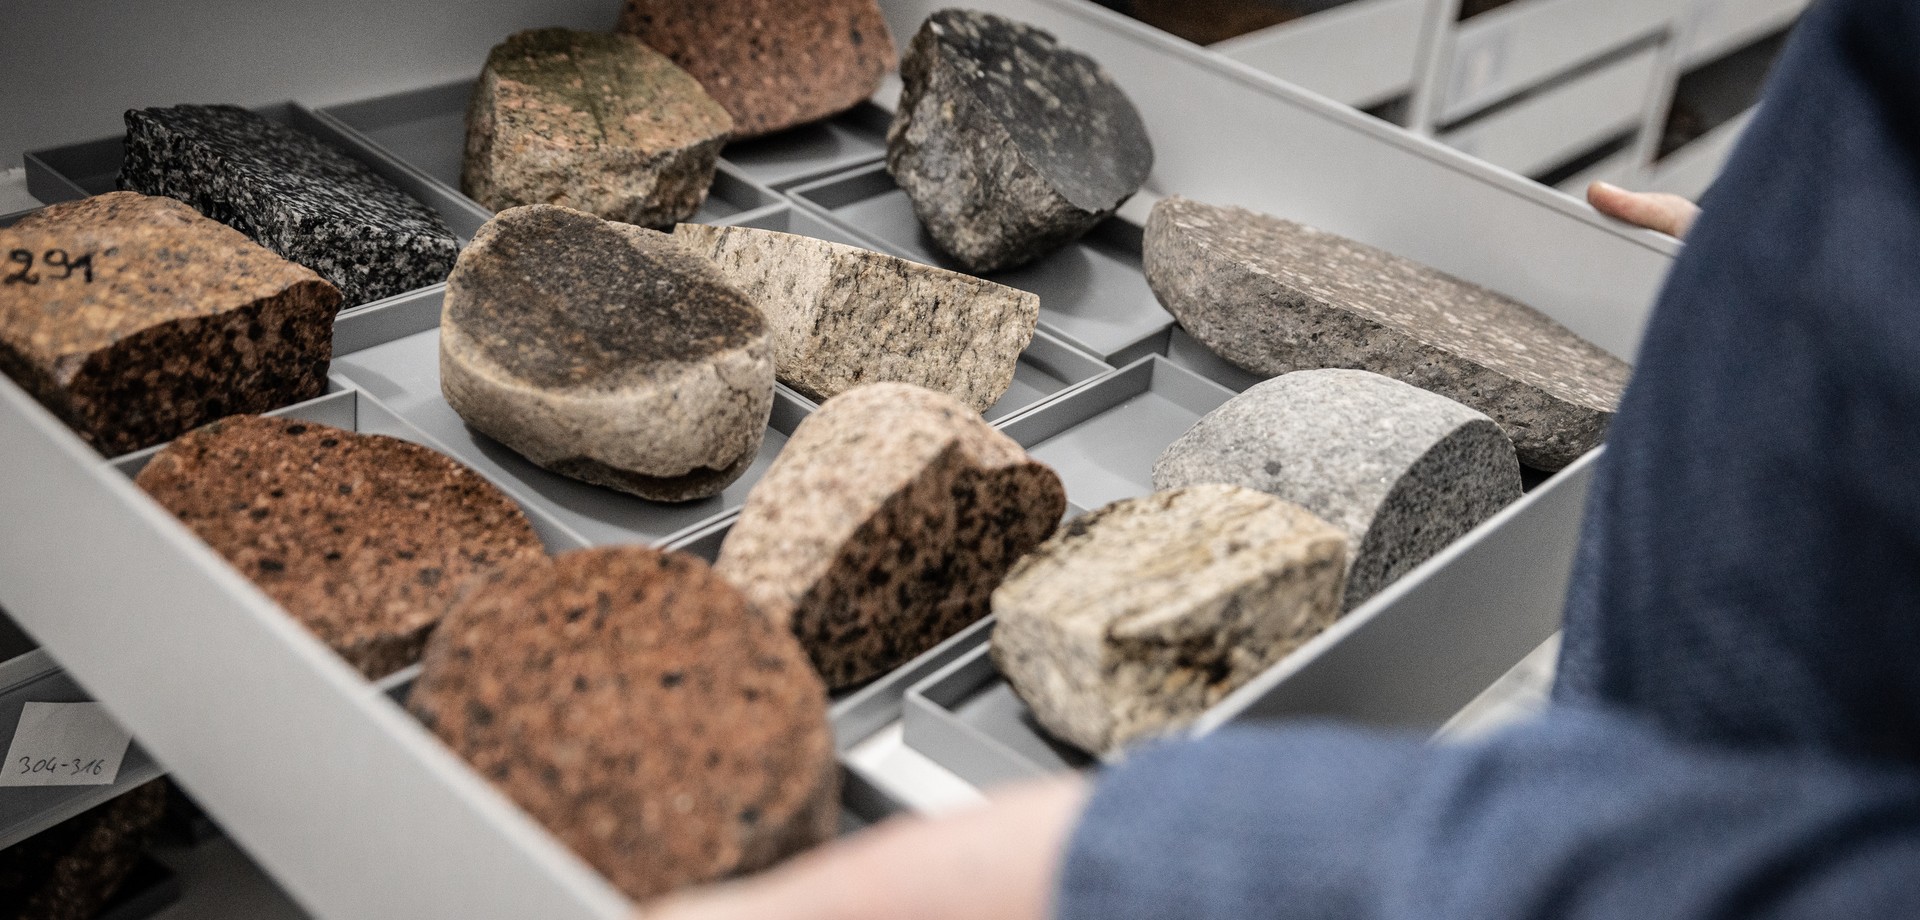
<box><xmin>992</xmin><ymin>484</ymin><xmax>1348</xmax><ymax>755</ymax></box>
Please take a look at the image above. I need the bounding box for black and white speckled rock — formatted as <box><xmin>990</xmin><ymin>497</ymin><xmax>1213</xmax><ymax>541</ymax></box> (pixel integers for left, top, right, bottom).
<box><xmin>887</xmin><ymin>9</ymin><xmax>1153</xmax><ymax>273</ymax></box>
<box><xmin>1144</xmin><ymin>197</ymin><xmax>1631</xmax><ymax>470</ymax></box>
<box><xmin>1153</xmin><ymin>369</ymin><xmax>1522</xmax><ymax>610</ymax></box>
<box><xmin>440</xmin><ymin>204</ymin><xmax>773</xmax><ymax>502</ymax></box>
<box><xmin>991</xmin><ymin>484</ymin><xmax>1347</xmax><ymax>755</ymax></box>
<box><xmin>118</xmin><ymin>104</ymin><xmax>459</xmax><ymax>306</ymax></box>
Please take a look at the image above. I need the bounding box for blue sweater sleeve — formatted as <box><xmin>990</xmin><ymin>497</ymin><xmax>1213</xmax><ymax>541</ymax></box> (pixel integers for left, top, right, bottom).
<box><xmin>1059</xmin><ymin>711</ymin><xmax>1920</xmax><ymax>920</ymax></box>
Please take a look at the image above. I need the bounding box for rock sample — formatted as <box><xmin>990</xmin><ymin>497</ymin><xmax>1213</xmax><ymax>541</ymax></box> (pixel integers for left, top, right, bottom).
<box><xmin>441</xmin><ymin>205</ymin><xmax>773</xmax><ymax>502</ymax></box>
<box><xmin>618</xmin><ymin>0</ymin><xmax>893</xmax><ymax>138</ymax></box>
<box><xmin>992</xmin><ymin>485</ymin><xmax>1347</xmax><ymax>755</ymax></box>
<box><xmin>464</xmin><ymin>28</ymin><xmax>733</xmax><ymax>228</ymax></box>
<box><xmin>673</xmin><ymin>223</ymin><xmax>1039</xmax><ymax>411</ymax></box>
<box><xmin>410</xmin><ymin>547</ymin><xmax>837</xmax><ymax>902</ymax></box>
<box><xmin>0</xmin><ymin>192</ymin><xmax>340</xmax><ymax>455</ymax></box>
<box><xmin>716</xmin><ymin>383</ymin><xmax>1065</xmax><ymax>688</ymax></box>
<box><xmin>119</xmin><ymin>104</ymin><xmax>458</xmax><ymax>306</ymax></box>
<box><xmin>0</xmin><ymin>780</ymin><xmax>166</xmax><ymax>920</ymax></box>
<box><xmin>888</xmin><ymin>9</ymin><xmax>1154</xmax><ymax>273</ymax></box>
<box><xmin>135</xmin><ymin>415</ymin><xmax>548</xmax><ymax>678</ymax></box>
<box><xmin>1154</xmin><ymin>369</ymin><xmax>1522</xmax><ymax>610</ymax></box>
<box><xmin>1143</xmin><ymin>197</ymin><xmax>1631</xmax><ymax>470</ymax></box>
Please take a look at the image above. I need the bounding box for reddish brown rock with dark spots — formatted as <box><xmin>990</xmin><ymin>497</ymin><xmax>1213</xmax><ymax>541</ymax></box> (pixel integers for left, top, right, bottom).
<box><xmin>0</xmin><ymin>192</ymin><xmax>340</xmax><ymax>456</ymax></box>
<box><xmin>618</xmin><ymin>0</ymin><xmax>895</xmax><ymax>138</ymax></box>
<box><xmin>408</xmin><ymin>547</ymin><xmax>837</xmax><ymax>902</ymax></box>
<box><xmin>716</xmin><ymin>382</ymin><xmax>1066</xmax><ymax>688</ymax></box>
<box><xmin>135</xmin><ymin>415</ymin><xmax>548</xmax><ymax>678</ymax></box>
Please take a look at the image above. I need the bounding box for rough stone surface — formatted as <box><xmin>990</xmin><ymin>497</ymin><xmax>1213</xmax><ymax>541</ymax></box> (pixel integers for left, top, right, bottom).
<box><xmin>441</xmin><ymin>205</ymin><xmax>773</xmax><ymax>502</ymax></box>
<box><xmin>135</xmin><ymin>415</ymin><xmax>548</xmax><ymax>679</ymax></box>
<box><xmin>618</xmin><ymin>0</ymin><xmax>894</xmax><ymax>139</ymax></box>
<box><xmin>1154</xmin><ymin>369</ymin><xmax>1522</xmax><ymax>610</ymax></box>
<box><xmin>0</xmin><ymin>192</ymin><xmax>340</xmax><ymax>455</ymax></box>
<box><xmin>716</xmin><ymin>383</ymin><xmax>1065</xmax><ymax>688</ymax></box>
<box><xmin>409</xmin><ymin>547</ymin><xmax>837</xmax><ymax>902</ymax></box>
<box><xmin>0</xmin><ymin>780</ymin><xmax>166</xmax><ymax>920</ymax></box>
<box><xmin>672</xmin><ymin>223</ymin><xmax>1039</xmax><ymax>411</ymax></box>
<box><xmin>1143</xmin><ymin>197</ymin><xmax>1632</xmax><ymax>470</ymax></box>
<box><xmin>464</xmin><ymin>28</ymin><xmax>733</xmax><ymax>228</ymax></box>
<box><xmin>118</xmin><ymin>104</ymin><xmax>459</xmax><ymax>306</ymax></box>
<box><xmin>888</xmin><ymin>9</ymin><xmax>1154</xmax><ymax>274</ymax></box>
<box><xmin>992</xmin><ymin>484</ymin><xmax>1347</xmax><ymax>755</ymax></box>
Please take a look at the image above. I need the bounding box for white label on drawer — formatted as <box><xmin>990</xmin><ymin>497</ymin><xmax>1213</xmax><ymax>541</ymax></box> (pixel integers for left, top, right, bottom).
<box><xmin>0</xmin><ymin>702</ymin><xmax>132</xmax><ymax>787</ymax></box>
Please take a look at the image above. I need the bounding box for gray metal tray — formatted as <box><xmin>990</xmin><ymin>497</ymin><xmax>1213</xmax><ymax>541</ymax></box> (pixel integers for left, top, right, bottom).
<box><xmin>902</xmin><ymin>639</ymin><xmax>1092</xmax><ymax>790</ymax></box>
<box><xmin>719</xmin><ymin>102</ymin><xmax>895</xmax><ymax>191</ymax></box>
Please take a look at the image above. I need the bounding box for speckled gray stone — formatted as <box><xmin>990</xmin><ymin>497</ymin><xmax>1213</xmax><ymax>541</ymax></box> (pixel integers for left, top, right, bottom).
<box><xmin>119</xmin><ymin>104</ymin><xmax>459</xmax><ymax>306</ymax></box>
<box><xmin>1143</xmin><ymin>197</ymin><xmax>1631</xmax><ymax>470</ymax></box>
<box><xmin>991</xmin><ymin>484</ymin><xmax>1347</xmax><ymax>755</ymax></box>
<box><xmin>1153</xmin><ymin>369</ymin><xmax>1522</xmax><ymax>610</ymax></box>
<box><xmin>671</xmin><ymin>223</ymin><xmax>1038</xmax><ymax>411</ymax></box>
<box><xmin>440</xmin><ymin>205</ymin><xmax>773</xmax><ymax>502</ymax></box>
<box><xmin>887</xmin><ymin>9</ymin><xmax>1153</xmax><ymax>273</ymax></box>
<box><xmin>463</xmin><ymin>28</ymin><xmax>733</xmax><ymax>228</ymax></box>
<box><xmin>716</xmin><ymin>383</ymin><xmax>1065</xmax><ymax>689</ymax></box>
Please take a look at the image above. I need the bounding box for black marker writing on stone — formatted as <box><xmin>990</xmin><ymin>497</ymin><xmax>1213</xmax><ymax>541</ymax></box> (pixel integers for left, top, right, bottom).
<box><xmin>5</xmin><ymin>249</ymin><xmax>96</xmax><ymax>285</ymax></box>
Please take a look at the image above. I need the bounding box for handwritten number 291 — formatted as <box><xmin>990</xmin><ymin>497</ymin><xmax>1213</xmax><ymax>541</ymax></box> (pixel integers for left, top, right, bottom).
<box><xmin>5</xmin><ymin>249</ymin><xmax>94</xmax><ymax>285</ymax></box>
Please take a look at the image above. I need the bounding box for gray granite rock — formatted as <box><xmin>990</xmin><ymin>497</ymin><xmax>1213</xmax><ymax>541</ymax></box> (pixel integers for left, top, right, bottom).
<box><xmin>991</xmin><ymin>484</ymin><xmax>1347</xmax><ymax>755</ymax></box>
<box><xmin>463</xmin><ymin>28</ymin><xmax>733</xmax><ymax>228</ymax></box>
<box><xmin>716</xmin><ymin>382</ymin><xmax>1065</xmax><ymax>689</ymax></box>
<box><xmin>1153</xmin><ymin>369</ymin><xmax>1522</xmax><ymax>610</ymax></box>
<box><xmin>887</xmin><ymin>9</ymin><xmax>1153</xmax><ymax>273</ymax></box>
<box><xmin>1143</xmin><ymin>197</ymin><xmax>1632</xmax><ymax>470</ymax></box>
<box><xmin>440</xmin><ymin>204</ymin><xmax>773</xmax><ymax>502</ymax></box>
<box><xmin>672</xmin><ymin>223</ymin><xmax>1038</xmax><ymax>411</ymax></box>
<box><xmin>119</xmin><ymin>104</ymin><xmax>458</xmax><ymax>306</ymax></box>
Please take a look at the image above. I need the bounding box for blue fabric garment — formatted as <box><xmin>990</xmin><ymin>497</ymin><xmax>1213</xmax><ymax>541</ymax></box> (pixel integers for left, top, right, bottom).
<box><xmin>1057</xmin><ymin>0</ymin><xmax>1920</xmax><ymax>915</ymax></box>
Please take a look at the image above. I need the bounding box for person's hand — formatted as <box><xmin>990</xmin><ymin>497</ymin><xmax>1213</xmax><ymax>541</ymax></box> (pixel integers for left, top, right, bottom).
<box><xmin>640</xmin><ymin>773</ymin><xmax>1091</xmax><ymax>920</ymax></box>
<box><xmin>1587</xmin><ymin>181</ymin><xmax>1701</xmax><ymax>239</ymax></box>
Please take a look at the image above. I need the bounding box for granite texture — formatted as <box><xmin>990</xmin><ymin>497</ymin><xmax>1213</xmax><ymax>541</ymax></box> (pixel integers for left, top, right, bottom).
<box><xmin>0</xmin><ymin>780</ymin><xmax>166</xmax><ymax>920</ymax></box>
<box><xmin>118</xmin><ymin>104</ymin><xmax>459</xmax><ymax>306</ymax></box>
<box><xmin>991</xmin><ymin>484</ymin><xmax>1347</xmax><ymax>755</ymax></box>
<box><xmin>464</xmin><ymin>28</ymin><xmax>733</xmax><ymax>228</ymax></box>
<box><xmin>1153</xmin><ymin>369</ymin><xmax>1522</xmax><ymax>610</ymax></box>
<box><xmin>135</xmin><ymin>415</ymin><xmax>548</xmax><ymax>679</ymax></box>
<box><xmin>618</xmin><ymin>0</ymin><xmax>894</xmax><ymax>138</ymax></box>
<box><xmin>0</xmin><ymin>192</ymin><xmax>340</xmax><ymax>455</ymax></box>
<box><xmin>441</xmin><ymin>205</ymin><xmax>773</xmax><ymax>502</ymax></box>
<box><xmin>672</xmin><ymin>223</ymin><xmax>1039</xmax><ymax>411</ymax></box>
<box><xmin>409</xmin><ymin>547</ymin><xmax>837</xmax><ymax>902</ymax></box>
<box><xmin>1143</xmin><ymin>197</ymin><xmax>1632</xmax><ymax>470</ymax></box>
<box><xmin>716</xmin><ymin>382</ymin><xmax>1066</xmax><ymax>688</ymax></box>
<box><xmin>887</xmin><ymin>9</ymin><xmax>1154</xmax><ymax>273</ymax></box>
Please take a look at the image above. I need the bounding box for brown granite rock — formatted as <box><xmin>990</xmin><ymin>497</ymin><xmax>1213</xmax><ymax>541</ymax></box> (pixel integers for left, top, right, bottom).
<box><xmin>135</xmin><ymin>415</ymin><xmax>548</xmax><ymax>679</ymax></box>
<box><xmin>716</xmin><ymin>382</ymin><xmax>1065</xmax><ymax>688</ymax></box>
<box><xmin>672</xmin><ymin>223</ymin><xmax>1039</xmax><ymax>411</ymax></box>
<box><xmin>463</xmin><ymin>28</ymin><xmax>733</xmax><ymax>228</ymax></box>
<box><xmin>1143</xmin><ymin>197</ymin><xmax>1632</xmax><ymax>470</ymax></box>
<box><xmin>0</xmin><ymin>192</ymin><xmax>340</xmax><ymax>455</ymax></box>
<box><xmin>617</xmin><ymin>0</ymin><xmax>894</xmax><ymax>138</ymax></box>
<box><xmin>409</xmin><ymin>547</ymin><xmax>837</xmax><ymax>902</ymax></box>
<box><xmin>441</xmin><ymin>205</ymin><xmax>774</xmax><ymax>502</ymax></box>
<box><xmin>0</xmin><ymin>780</ymin><xmax>166</xmax><ymax>920</ymax></box>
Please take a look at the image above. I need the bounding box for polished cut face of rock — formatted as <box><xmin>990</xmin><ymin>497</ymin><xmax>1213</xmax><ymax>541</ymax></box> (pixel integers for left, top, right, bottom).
<box><xmin>716</xmin><ymin>382</ymin><xmax>1066</xmax><ymax>689</ymax></box>
<box><xmin>1154</xmin><ymin>369</ymin><xmax>1523</xmax><ymax>610</ymax></box>
<box><xmin>1143</xmin><ymin>197</ymin><xmax>1632</xmax><ymax>471</ymax></box>
<box><xmin>463</xmin><ymin>28</ymin><xmax>733</xmax><ymax>228</ymax></box>
<box><xmin>672</xmin><ymin>223</ymin><xmax>1039</xmax><ymax>412</ymax></box>
<box><xmin>440</xmin><ymin>204</ymin><xmax>774</xmax><ymax>502</ymax></box>
<box><xmin>992</xmin><ymin>484</ymin><xmax>1348</xmax><ymax>755</ymax></box>
<box><xmin>134</xmin><ymin>415</ymin><xmax>548</xmax><ymax>680</ymax></box>
<box><xmin>0</xmin><ymin>192</ymin><xmax>340</xmax><ymax>455</ymax></box>
<box><xmin>118</xmin><ymin>104</ymin><xmax>458</xmax><ymax>306</ymax></box>
<box><xmin>409</xmin><ymin>547</ymin><xmax>838</xmax><ymax>902</ymax></box>
<box><xmin>617</xmin><ymin>0</ymin><xmax>894</xmax><ymax>138</ymax></box>
<box><xmin>888</xmin><ymin>8</ymin><xmax>1154</xmax><ymax>273</ymax></box>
